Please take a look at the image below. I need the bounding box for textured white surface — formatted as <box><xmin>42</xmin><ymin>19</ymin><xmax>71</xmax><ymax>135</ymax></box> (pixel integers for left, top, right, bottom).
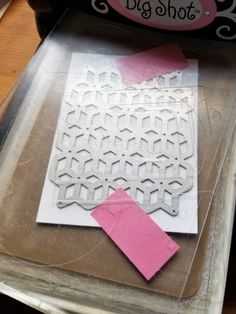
<box><xmin>37</xmin><ymin>53</ymin><xmax>198</xmax><ymax>233</ymax></box>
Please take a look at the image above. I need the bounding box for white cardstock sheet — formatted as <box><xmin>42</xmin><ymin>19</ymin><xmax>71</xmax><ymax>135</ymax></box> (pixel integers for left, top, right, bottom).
<box><xmin>36</xmin><ymin>53</ymin><xmax>198</xmax><ymax>234</ymax></box>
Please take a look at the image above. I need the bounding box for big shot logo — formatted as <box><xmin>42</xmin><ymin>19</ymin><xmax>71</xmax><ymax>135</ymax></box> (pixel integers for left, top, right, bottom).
<box><xmin>122</xmin><ymin>0</ymin><xmax>202</xmax><ymax>23</ymax></box>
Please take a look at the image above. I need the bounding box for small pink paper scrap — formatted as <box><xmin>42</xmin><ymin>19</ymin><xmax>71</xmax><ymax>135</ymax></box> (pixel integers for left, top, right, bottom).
<box><xmin>91</xmin><ymin>188</ymin><xmax>179</xmax><ymax>280</ymax></box>
<box><xmin>116</xmin><ymin>42</ymin><xmax>188</xmax><ymax>85</ymax></box>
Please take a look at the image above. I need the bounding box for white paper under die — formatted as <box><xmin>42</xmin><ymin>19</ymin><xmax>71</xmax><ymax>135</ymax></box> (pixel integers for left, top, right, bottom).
<box><xmin>37</xmin><ymin>53</ymin><xmax>198</xmax><ymax>234</ymax></box>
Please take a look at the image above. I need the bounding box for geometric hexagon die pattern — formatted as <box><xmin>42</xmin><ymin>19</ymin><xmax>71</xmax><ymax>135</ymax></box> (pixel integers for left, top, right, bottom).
<box><xmin>49</xmin><ymin>63</ymin><xmax>197</xmax><ymax>217</ymax></box>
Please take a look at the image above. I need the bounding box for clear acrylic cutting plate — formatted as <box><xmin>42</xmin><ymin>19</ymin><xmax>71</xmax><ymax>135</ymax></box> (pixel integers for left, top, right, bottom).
<box><xmin>0</xmin><ymin>10</ymin><xmax>236</xmax><ymax>301</ymax></box>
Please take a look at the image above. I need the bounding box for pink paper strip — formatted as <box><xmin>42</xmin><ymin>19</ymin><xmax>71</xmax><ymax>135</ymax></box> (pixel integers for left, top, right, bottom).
<box><xmin>116</xmin><ymin>42</ymin><xmax>188</xmax><ymax>85</ymax></box>
<box><xmin>91</xmin><ymin>188</ymin><xmax>179</xmax><ymax>280</ymax></box>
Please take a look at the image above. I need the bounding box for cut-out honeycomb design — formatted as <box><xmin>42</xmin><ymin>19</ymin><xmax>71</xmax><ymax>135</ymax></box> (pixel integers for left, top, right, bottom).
<box><xmin>49</xmin><ymin>66</ymin><xmax>197</xmax><ymax>216</ymax></box>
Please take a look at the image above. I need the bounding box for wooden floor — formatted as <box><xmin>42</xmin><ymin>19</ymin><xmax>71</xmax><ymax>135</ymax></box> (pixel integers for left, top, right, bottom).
<box><xmin>0</xmin><ymin>0</ymin><xmax>235</xmax><ymax>313</ymax></box>
<box><xmin>0</xmin><ymin>0</ymin><xmax>40</xmax><ymax>117</ymax></box>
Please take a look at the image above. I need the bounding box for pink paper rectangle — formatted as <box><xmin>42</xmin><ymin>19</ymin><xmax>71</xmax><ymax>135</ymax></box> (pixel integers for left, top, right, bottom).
<box><xmin>116</xmin><ymin>42</ymin><xmax>188</xmax><ymax>85</ymax></box>
<box><xmin>91</xmin><ymin>189</ymin><xmax>179</xmax><ymax>280</ymax></box>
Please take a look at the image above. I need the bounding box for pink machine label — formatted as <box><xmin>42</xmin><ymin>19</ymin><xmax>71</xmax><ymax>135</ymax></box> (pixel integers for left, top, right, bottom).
<box><xmin>107</xmin><ymin>0</ymin><xmax>217</xmax><ymax>31</ymax></box>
